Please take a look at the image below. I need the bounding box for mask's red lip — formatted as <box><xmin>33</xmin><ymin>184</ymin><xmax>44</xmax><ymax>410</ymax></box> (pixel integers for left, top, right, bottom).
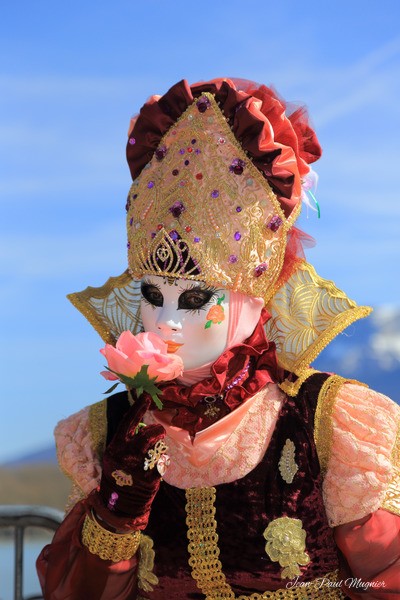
<box><xmin>166</xmin><ymin>340</ymin><xmax>184</xmax><ymax>354</ymax></box>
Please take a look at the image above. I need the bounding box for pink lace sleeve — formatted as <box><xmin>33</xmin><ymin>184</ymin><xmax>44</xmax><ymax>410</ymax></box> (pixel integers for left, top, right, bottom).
<box><xmin>323</xmin><ymin>383</ymin><xmax>400</xmax><ymax>526</ymax></box>
<box><xmin>55</xmin><ymin>404</ymin><xmax>104</xmax><ymax>509</ymax></box>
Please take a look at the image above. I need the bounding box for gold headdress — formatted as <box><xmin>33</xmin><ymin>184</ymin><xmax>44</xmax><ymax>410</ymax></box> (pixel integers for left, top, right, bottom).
<box><xmin>126</xmin><ymin>92</ymin><xmax>291</xmax><ymax>304</ymax></box>
<box><xmin>68</xmin><ymin>79</ymin><xmax>371</xmax><ymax>389</ymax></box>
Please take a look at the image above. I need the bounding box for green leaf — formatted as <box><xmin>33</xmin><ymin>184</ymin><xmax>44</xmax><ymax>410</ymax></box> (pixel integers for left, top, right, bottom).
<box><xmin>204</xmin><ymin>320</ymin><xmax>212</xmax><ymax>329</ymax></box>
<box><xmin>217</xmin><ymin>294</ymin><xmax>225</xmax><ymax>305</ymax></box>
<box><xmin>103</xmin><ymin>364</ymin><xmax>164</xmax><ymax>409</ymax></box>
<box><xmin>103</xmin><ymin>382</ymin><xmax>120</xmax><ymax>395</ymax></box>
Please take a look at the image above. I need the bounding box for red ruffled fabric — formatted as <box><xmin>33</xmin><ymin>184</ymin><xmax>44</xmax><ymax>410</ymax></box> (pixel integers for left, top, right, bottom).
<box><xmin>156</xmin><ymin>308</ymin><xmax>284</xmax><ymax>436</ymax></box>
<box><xmin>127</xmin><ymin>78</ymin><xmax>322</xmax><ymax>218</ymax></box>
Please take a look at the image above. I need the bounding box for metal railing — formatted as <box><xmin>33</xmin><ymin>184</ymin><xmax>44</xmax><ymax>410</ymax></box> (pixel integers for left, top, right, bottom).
<box><xmin>0</xmin><ymin>505</ymin><xmax>63</xmax><ymax>600</ymax></box>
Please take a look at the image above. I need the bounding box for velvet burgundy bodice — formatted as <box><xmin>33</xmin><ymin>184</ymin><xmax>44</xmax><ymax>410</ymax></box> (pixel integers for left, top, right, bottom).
<box><xmin>105</xmin><ymin>373</ymin><xmax>339</xmax><ymax>598</ymax></box>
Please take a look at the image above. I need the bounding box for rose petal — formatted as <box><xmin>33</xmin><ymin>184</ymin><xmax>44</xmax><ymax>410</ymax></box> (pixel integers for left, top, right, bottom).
<box><xmin>100</xmin><ymin>370</ymin><xmax>119</xmax><ymax>381</ymax></box>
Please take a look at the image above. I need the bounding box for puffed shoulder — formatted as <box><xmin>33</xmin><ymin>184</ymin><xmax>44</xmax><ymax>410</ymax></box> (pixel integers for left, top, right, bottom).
<box><xmin>320</xmin><ymin>382</ymin><xmax>400</xmax><ymax>526</ymax></box>
<box><xmin>55</xmin><ymin>401</ymin><xmax>107</xmax><ymax>508</ymax></box>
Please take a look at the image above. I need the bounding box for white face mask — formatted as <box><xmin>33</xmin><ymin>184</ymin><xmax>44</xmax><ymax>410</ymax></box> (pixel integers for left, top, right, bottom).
<box><xmin>140</xmin><ymin>275</ymin><xmax>230</xmax><ymax>371</ymax></box>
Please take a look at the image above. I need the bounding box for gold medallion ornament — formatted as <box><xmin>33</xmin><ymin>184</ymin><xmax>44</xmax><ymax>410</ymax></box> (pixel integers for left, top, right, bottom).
<box><xmin>263</xmin><ymin>517</ymin><xmax>310</xmax><ymax>579</ymax></box>
<box><xmin>278</xmin><ymin>439</ymin><xmax>298</xmax><ymax>484</ymax></box>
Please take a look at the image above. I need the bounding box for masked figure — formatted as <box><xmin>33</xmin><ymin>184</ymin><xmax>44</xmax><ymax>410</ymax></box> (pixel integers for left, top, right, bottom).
<box><xmin>37</xmin><ymin>79</ymin><xmax>400</xmax><ymax>599</ymax></box>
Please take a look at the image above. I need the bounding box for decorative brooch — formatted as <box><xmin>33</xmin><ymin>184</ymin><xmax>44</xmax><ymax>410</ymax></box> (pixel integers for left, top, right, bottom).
<box><xmin>263</xmin><ymin>517</ymin><xmax>310</xmax><ymax>579</ymax></box>
<box><xmin>278</xmin><ymin>439</ymin><xmax>298</xmax><ymax>484</ymax></box>
<box><xmin>144</xmin><ymin>440</ymin><xmax>170</xmax><ymax>476</ymax></box>
<box><xmin>111</xmin><ymin>469</ymin><xmax>134</xmax><ymax>487</ymax></box>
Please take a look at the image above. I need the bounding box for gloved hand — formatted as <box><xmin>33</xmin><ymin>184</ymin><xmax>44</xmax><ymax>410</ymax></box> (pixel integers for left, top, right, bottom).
<box><xmin>91</xmin><ymin>397</ymin><xmax>167</xmax><ymax>531</ymax></box>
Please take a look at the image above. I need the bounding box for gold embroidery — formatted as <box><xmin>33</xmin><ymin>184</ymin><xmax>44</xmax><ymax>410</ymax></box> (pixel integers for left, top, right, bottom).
<box><xmin>278</xmin><ymin>439</ymin><xmax>298</xmax><ymax>484</ymax></box>
<box><xmin>185</xmin><ymin>487</ymin><xmax>344</xmax><ymax>599</ymax></box>
<box><xmin>144</xmin><ymin>440</ymin><xmax>168</xmax><ymax>471</ymax></box>
<box><xmin>137</xmin><ymin>534</ymin><xmax>159</xmax><ymax>592</ymax></box>
<box><xmin>81</xmin><ymin>511</ymin><xmax>140</xmax><ymax>562</ymax></box>
<box><xmin>263</xmin><ymin>517</ymin><xmax>310</xmax><ymax>579</ymax></box>
<box><xmin>89</xmin><ymin>400</ymin><xmax>107</xmax><ymax>460</ymax></box>
<box><xmin>67</xmin><ymin>271</ymin><xmax>142</xmax><ymax>345</ymax></box>
<box><xmin>111</xmin><ymin>469</ymin><xmax>133</xmax><ymax>487</ymax></box>
<box><xmin>266</xmin><ymin>261</ymin><xmax>372</xmax><ymax>382</ymax></box>
<box><xmin>381</xmin><ymin>422</ymin><xmax>400</xmax><ymax>516</ymax></box>
<box><xmin>126</xmin><ymin>93</ymin><xmax>290</xmax><ymax>305</ymax></box>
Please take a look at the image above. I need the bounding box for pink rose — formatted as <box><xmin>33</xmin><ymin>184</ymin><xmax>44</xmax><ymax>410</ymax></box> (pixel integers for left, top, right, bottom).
<box><xmin>100</xmin><ymin>331</ymin><xmax>183</xmax><ymax>383</ymax></box>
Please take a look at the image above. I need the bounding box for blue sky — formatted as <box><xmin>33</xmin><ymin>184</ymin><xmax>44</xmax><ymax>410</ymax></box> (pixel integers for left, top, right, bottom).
<box><xmin>1</xmin><ymin>1</ymin><xmax>400</xmax><ymax>461</ymax></box>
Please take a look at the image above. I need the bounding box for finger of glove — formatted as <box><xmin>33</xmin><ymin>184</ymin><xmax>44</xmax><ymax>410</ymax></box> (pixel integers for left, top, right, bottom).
<box><xmin>108</xmin><ymin>397</ymin><xmax>151</xmax><ymax>449</ymax></box>
<box><xmin>132</xmin><ymin>423</ymin><xmax>166</xmax><ymax>456</ymax></box>
<box><xmin>105</xmin><ymin>423</ymin><xmax>166</xmax><ymax>469</ymax></box>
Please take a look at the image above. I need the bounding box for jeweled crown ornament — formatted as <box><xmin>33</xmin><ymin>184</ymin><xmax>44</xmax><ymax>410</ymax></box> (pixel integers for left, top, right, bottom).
<box><xmin>126</xmin><ymin>79</ymin><xmax>321</xmax><ymax>303</ymax></box>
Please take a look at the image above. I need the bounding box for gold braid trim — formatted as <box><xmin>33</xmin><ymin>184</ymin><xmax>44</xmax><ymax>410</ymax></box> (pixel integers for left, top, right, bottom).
<box><xmin>381</xmin><ymin>420</ymin><xmax>400</xmax><ymax>517</ymax></box>
<box><xmin>279</xmin><ymin>369</ymin><xmax>319</xmax><ymax>397</ymax></box>
<box><xmin>185</xmin><ymin>487</ymin><xmax>344</xmax><ymax>599</ymax></box>
<box><xmin>89</xmin><ymin>400</ymin><xmax>108</xmax><ymax>460</ymax></box>
<box><xmin>314</xmin><ymin>376</ymin><xmax>368</xmax><ymax>474</ymax></box>
<box><xmin>81</xmin><ymin>511</ymin><xmax>141</xmax><ymax>562</ymax></box>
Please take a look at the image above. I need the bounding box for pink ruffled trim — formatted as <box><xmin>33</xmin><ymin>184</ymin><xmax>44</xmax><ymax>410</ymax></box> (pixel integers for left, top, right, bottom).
<box><xmin>323</xmin><ymin>384</ymin><xmax>400</xmax><ymax>526</ymax></box>
<box><xmin>55</xmin><ymin>406</ymin><xmax>102</xmax><ymax>497</ymax></box>
<box><xmin>144</xmin><ymin>383</ymin><xmax>285</xmax><ymax>489</ymax></box>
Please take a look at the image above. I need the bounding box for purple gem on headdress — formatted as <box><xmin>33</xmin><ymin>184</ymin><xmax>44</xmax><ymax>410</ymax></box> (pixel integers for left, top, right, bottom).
<box><xmin>129</xmin><ymin>217</ymin><xmax>133</xmax><ymax>226</ymax></box>
<box><xmin>236</xmin><ymin>206</ymin><xmax>242</xmax><ymax>213</ymax></box>
<box><xmin>229</xmin><ymin>254</ymin><xmax>238</xmax><ymax>264</ymax></box>
<box><xmin>155</xmin><ymin>145</ymin><xmax>167</xmax><ymax>160</ymax></box>
<box><xmin>194</xmin><ymin>236</ymin><xmax>201</xmax><ymax>243</ymax></box>
<box><xmin>133</xmin><ymin>194</ymin><xmax>138</xmax><ymax>199</ymax></box>
<box><xmin>147</xmin><ymin>181</ymin><xmax>155</xmax><ymax>189</ymax></box>
<box><xmin>267</xmin><ymin>215</ymin><xmax>283</xmax><ymax>232</ymax></box>
<box><xmin>179</xmin><ymin>148</ymin><xmax>185</xmax><ymax>155</ymax></box>
<box><xmin>191</xmin><ymin>138</ymin><xmax>197</xmax><ymax>144</ymax></box>
<box><xmin>234</xmin><ymin>231</ymin><xmax>241</xmax><ymax>241</ymax></box>
<box><xmin>195</xmin><ymin>149</ymin><xmax>201</xmax><ymax>155</ymax></box>
<box><xmin>127</xmin><ymin>242</ymin><xmax>131</xmax><ymax>249</ymax></box>
<box><xmin>169</xmin><ymin>201</ymin><xmax>185</xmax><ymax>218</ymax></box>
<box><xmin>151</xmin><ymin>232</ymin><xmax>156</xmax><ymax>239</ymax></box>
<box><xmin>230</xmin><ymin>158</ymin><xmax>246</xmax><ymax>175</ymax></box>
<box><xmin>172</xmin><ymin>169</ymin><xmax>179</xmax><ymax>176</ymax></box>
<box><xmin>211</xmin><ymin>190</ymin><xmax>219</xmax><ymax>199</ymax></box>
<box><xmin>184</xmin><ymin>159</ymin><xmax>190</xmax><ymax>166</ymax></box>
<box><xmin>169</xmin><ymin>230</ymin><xmax>179</xmax><ymax>241</ymax></box>
<box><xmin>254</xmin><ymin>262</ymin><xmax>268</xmax><ymax>277</ymax></box>
<box><xmin>125</xmin><ymin>197</ymin><xmax>131</xmax><ymax>212</ymax></box>
<box><xmin>128</xmin><ymin>137</ymin><xmax>136</xmax><ymax>145</ymax></box>
<box><xmin>196</xmin><ymin>96</ymin><xmax>211</xmax><ymax>113</ymax></box>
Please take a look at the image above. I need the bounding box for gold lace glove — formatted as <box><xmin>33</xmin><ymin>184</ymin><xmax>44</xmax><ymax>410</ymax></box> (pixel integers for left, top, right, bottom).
<box><xmin>81</xmin><ymin>511</ymin><xmax>141</xmax><ymax>562</ymax></box>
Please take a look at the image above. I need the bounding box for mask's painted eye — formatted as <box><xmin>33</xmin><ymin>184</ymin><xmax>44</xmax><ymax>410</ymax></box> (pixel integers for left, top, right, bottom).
<box><xmin>178</xmin><ymin>288</ymin><xmax>215</xmax><ymax>310</ymax></box>
<box><xmin>141</xmin><ymin>283</ymin><xmax>163</xmax><ymax>307</ymax></box>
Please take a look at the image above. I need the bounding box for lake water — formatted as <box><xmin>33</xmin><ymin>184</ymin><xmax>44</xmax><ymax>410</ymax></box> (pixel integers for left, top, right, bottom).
<box><xmin>0</xmin><ymin>537</ymin><xmax>51</xmax><ymax>600</ymax></box>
